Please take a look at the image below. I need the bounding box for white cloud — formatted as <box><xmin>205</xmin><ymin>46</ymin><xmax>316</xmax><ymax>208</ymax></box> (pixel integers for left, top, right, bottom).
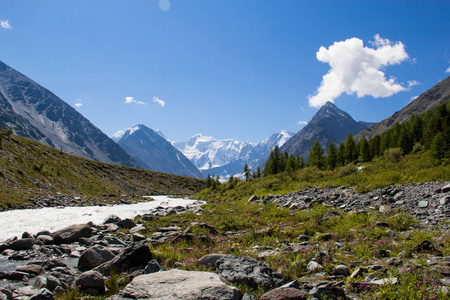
<box><xmin>407</xmin><ymin>80</ymin><xmax>420</xmax><ymax>88</ymax></box>
<box><xmin>446</xmin><ymin>66</ymin><xmax>450</xmax><ymax>73</ymax></box>
<box><xmin>159</xmin><ymin>0</ymin><xmax>171</xmax><ymax>11</ymax></box>
<box><xmin>153</xmin><ymin>96</ymin><xmax>165</xmax><ymax>107</ymax></box>
<box><xmin>124</xmin><ymin>96</ymin><xmax>146</xmax><ymax>105</ymax></box>
<box><xmin>308</xmin><ymin>34</ymin><xmax>410</xmax><ymax>108</ymax></box>
<box><xmin>0</xmin><ymin>20</ymin><xmax>12</xmax><ymax>29</ymax></box>
<box><xmin>409</xmin><ymin>95</ymin><xmax>419</xmax><ymax>103</ymax></box>
<box><xmin>298</xmin><ymin>121</ymin><xmax>308</xmax><ymax>126</ymax></box>
<box><xmin>74</xmin><ymin>99</ymin><xmax>82</xmax><ymax>108</ymax></box>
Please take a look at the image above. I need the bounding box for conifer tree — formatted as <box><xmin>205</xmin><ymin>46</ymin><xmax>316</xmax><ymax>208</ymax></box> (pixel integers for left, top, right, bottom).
<box><xmin>359</xmin><ymin>136</ymin><xmax>371</xmax><ymax>162</ymax></box>
<box><xmin>308</xmin><ymin>140</ymin><xmax>325</xmax><ymax>169</ymax></box>
<box><xmin>326</xmin><ymin>142</ymin><xmax>338</xmax><ymax>170</ymax></box>
<box><xmin>243</xmin><ymin>163</ymin><xmax>251</xmax><ymax>180</ymax></box>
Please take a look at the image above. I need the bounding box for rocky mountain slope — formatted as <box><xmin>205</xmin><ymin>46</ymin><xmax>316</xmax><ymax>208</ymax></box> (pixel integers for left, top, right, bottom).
<box><xmin>281</xmin><ymin>101</ymin><xmax>372</xmax><ymax>159</ymax></box>
<box><xmin>0</xmin><ymin>60</ymin><xmax>140</xmax><ymax>168</ymax></box>
<box><xmin>356</xmin><ymin>76</ymin><xmax>450</xmax><ymax>140</ymax></box>
<box><xmin>114</xmin><ymin>125</ymin><xmax>204</xmax><ymax>179</ymax></box>
<box><xmin>173</xmin><ymin>130</ymin><xmax>294</xmax><ymax>179</ymax></box>
<box><xmin>0</xmin><ymin>126</ymin><xmax>204</xmax><ymax>208</ymax></box>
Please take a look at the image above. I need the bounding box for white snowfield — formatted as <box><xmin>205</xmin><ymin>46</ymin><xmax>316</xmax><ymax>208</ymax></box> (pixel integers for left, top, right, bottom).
<box><xmin>0</xmin><ymin>196</ymin><xmax>200</xmax><ymax>242</ymax></box>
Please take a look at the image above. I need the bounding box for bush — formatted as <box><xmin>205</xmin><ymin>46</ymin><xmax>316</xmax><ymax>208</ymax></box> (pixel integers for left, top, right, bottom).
<box><xmin>384</xmin><ymin>148</ymin><xmax>403</xmax><ymax>163</ymax></box>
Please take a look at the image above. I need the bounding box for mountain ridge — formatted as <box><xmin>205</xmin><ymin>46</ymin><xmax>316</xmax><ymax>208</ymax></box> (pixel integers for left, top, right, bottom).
<box><xmin>115</xmin><ymin>125</ymin><xmax>204</xmax><ymax>179</ymax></box>
<box><xmin>0</xmin><ymin>60</ymin><xmax>140</xmax><ymax>168</ymax></box>
<box><xmin>281</xmin><ymin>102</ymin><xmax>371</xmax><ymax>159</ymax></box>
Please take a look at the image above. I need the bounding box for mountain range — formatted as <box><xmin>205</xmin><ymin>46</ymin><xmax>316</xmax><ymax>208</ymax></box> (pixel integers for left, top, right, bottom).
<box><xmin>172</xmin><ymin>130</ymin><xmax>294</xmax><ymax>179</ymax></box>
<box><xmin>0</xmin><ymin>60</ymin><xmax>139</xmax><ymax>168</ymax></box>
<box><xmin>113</xmin><ymin>125</ymin><xmax>204</xmax><ymax>179</ymax></box>
<box><xmin>281</xmin><ymin>101</ymin><xmax>373</xmax><ymax>159</ymax></box>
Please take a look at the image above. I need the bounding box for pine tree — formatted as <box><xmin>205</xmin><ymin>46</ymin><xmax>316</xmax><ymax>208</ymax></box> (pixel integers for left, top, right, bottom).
<box><xmin>359</xmin><ymin>136</ymin><xmax>371</xmax><ymax>162</ymax></box>
<box><xmin>308</xmin><ymin>140</ymin><xmax>325</xmax><ymax>169</ymax></box>
<box><xmin>243</xmin><ymin>163</ymin><xmax>251</xmax><ymax>180</ymax></box>
<box><xmin>343</xmin><ymin>133</ymin><xmax>357</xmax><ymax>164</ymax></box>
<box><xmin>326</xmin><ymin>142</ymin><xmax>338</xmax><ymax>170</ymax></box>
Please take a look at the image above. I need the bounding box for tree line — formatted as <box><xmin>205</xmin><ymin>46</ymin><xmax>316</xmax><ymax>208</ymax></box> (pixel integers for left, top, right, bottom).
<box><xmin>264</xmin><ymin>101</ymin><xmax>450</xmax><ymax>175</ymax></box>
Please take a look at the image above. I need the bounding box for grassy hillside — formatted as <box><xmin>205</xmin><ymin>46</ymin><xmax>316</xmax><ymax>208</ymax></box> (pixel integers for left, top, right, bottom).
<box><xmin>0</xmin><ymin>126</ymin><xmax>204</xmax><ymax>208</ymax></box>
<box><xmin>195</xmin><ymin>149</ymin><xmax>450</xmax><ymax>201</ymax></box>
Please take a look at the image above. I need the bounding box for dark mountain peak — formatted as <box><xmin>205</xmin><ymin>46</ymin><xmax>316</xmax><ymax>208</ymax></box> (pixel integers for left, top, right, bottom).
<box><xmin>280</xmin><ymin>103</ymin><xmax>371</xmax><ymax>159</ymax></box>
<box><xmin>116</xmin><ymin>124</ymin><xmax>204</xmax><ymax>179</ymax></box>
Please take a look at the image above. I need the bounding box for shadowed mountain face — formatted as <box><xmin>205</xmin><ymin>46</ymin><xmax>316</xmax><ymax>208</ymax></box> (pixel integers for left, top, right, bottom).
<box><xmin>0</xmin><ymin>60</ymin><xmax>140</xmax><ymax>168</ymax></box>
<box><xmin>281</xmin><ymin>102</ymin><xmax>371</xmax><ymax>159</ymax></box>
<box><xmin>356</xmin><ymin>76</ymin><xmax>450</xmax><ymax>140</ymax></box>
<box><xmin>116</xmin><ymin>125</ymin><xmax>204</xmax><ymax>179</ymax></box>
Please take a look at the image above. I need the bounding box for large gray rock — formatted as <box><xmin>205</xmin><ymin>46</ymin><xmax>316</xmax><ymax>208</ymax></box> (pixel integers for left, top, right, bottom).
<box><xmin>198</xmin><ymin>254</ymin><xmax>233</xmax><ymax>268</ymax></box>
<box><xmin>95</xmin><ymin>243</ymin><xmax>152</xmax><ymax>275</ymax></box>
<box><xmin>29</xmin><ymin>288</ymin><xmax>54</xmax><ymax>300</ymax></box>
<box><xmin>260</xmin><ymin>287</ymin><xmax>309</xmax><ymax>300</ymax></box>
<box><xmin>8</xmin><ymin>238</ymin><xmax>34</xmax><ymax>250</ymax></box>
<box><xmin>78</xmin><ymin>245</ymin><xmax>116</xmax><ymax>271</ymax></box>
<box><xmin>75</xmin><ymin>270</ymin><xmax>105</xmax><ymax>295</ymax></box>
<box><xmin>216</xmin><ymin>255</ymin><xmax>284</xmax><ymax>289</ymax></box>
<box><xmin>16</xmin><ymin>264</ymin><xmax>45</xmax><ymax>276</ymax></box>
<box><xmin>113</xmin><ymin>269</ymin><xmax>240</xmax><ymax>300</ymax></box>
<box><xmin>53</xmin><ymin>224</ymin><xmax>92</xmax><ymax>244</ymax></box>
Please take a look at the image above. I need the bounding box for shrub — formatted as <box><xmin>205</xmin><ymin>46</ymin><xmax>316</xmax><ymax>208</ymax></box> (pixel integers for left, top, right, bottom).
<box><xmin>384</xmin><ymin>148</ymin><xmax>403</xmax><ymax>163</ymax></box>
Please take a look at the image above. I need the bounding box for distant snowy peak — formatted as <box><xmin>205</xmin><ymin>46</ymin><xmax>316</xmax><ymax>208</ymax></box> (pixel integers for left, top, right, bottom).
<box><xmin>112</xmin><ymin>125</ymin><xmax>142</xmax><ymax>142</ymax></box>
<box><xmin>260</xmin><ymin>130</ymin><xmax>294</xmax><ymax>148</ymax></box>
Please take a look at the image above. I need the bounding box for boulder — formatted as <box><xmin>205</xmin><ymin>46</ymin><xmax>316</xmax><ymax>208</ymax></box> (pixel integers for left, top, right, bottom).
<box><xmin>260</xmin><ymin>287</ymin><xmax>309</xmax><ymax>300</ymax></box>
<box><xmin>95</xmin><ymin>243</ymin><xmax>152</xmax><ymax>275</ymax></box>
<box><xmin>143</xmin><ymin>260</ymin><xmax>163</xmax><ymax>274</ymax></box>
<box><xmin>198</xmin><ymin>254</ymin><xmax>233</xmax><ymax>268</ymax></box>
<box><xmin>103</xmin><ymin>215</ymin><xmax>121</xmax><ymax>224</ymax></box>
<box><xmin>75</xmin><ymin>270</ymin><xmax>105</xmax><ymax>295</ymax></box>
<box><xmin>0</xmin><ymin>292</ymin><xmax>6</xmax><ymax>300</ymax></box>
<box><xmin>8</xmin><ymin>238</ymin><xmax>34</xmax><ymax>250</ymax></box>
<box><xmin>309</xmin><ymin>286</ymin><xmax>347</xmax><ymax>300</ymax></box>
<box><xmin>215</xmin><ymin>255</ymin><xmax>284</xmax><ymax>289</ymax></box>
<box><xmin>78</xmin><ymin>245</ymin><xmax>116</xmax><ymax>271</ymax></box>
<box><xmin>16</xmin><ymin>264</ymin><xmax>45</xmax><ymax>276</ymax></box>
<box><xmin>114</xmin><ymin>269</ymin><xmax>240</xmax><ymax>300</ymax></box>
<box><xmin>117</xmin><ymin>219</ymin><xmax>136</xmax><ymax>229</ymax></box>
<box><xmin>53</xmin><ymin>224</ymin><xmax>92</xmax><ymax>244</ymax></box>
<box><xmin>29</xmin><ymin>288</ymin><xmax>54</xmax><ymax>300</ymax></box>
<box><xmin>36</xmin><ymin>235</ymin><xmax>54</xmax><ymax>245</ymax></box>
<box><xmin>333</xmin><ymin>264</ymin><xmax>350</xmax><ymax>276</ymax></box>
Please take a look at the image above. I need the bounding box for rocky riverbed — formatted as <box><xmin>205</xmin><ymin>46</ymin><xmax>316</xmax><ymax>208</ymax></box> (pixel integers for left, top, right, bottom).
<box><xmin>0</xmin><ymin>182</ymin><xmax>449</xmax><ymax>299</ymax></box>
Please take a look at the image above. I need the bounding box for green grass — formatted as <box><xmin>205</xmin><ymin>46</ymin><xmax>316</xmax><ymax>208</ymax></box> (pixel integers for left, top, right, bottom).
<box><xmin>0</xmin><ymin>128</ymin><xmax>204</xmax><ymax>208</ymax></box>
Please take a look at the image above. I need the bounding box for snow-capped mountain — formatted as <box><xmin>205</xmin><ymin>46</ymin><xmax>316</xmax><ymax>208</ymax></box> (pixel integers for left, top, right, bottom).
<box><xmin>173</xmin><ymin>130</ymin><xmax>294</xmax><ymax>179</ymax></box>
<box><xmin>0</xmin><ymin>60</ymin><xmax>140</xmax><ymax>168</ymax></box>
<box><xmin>114</xmin><ymin>125</ymin><xmax>204</xmax><ymax>179</ymax></box>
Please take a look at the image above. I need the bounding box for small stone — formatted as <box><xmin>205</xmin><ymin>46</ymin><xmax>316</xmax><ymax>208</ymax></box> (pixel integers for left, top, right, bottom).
<box><xmin>418</xmin><ymin>201</ymin><xmax>429</xmax><ymax>208</ymax></box>
<box><xmin>260</xmin><ymin>287</ymin><xmax>309</xmax><ymax>300</ymax></box>
<box><xmin>386</xmin><ymin>257</ymin><xmax>402</xmax><ymax>266</ymax></box>
<box><xmin>333</xmin><ymin>264</ymin><xmax>350</xmax><ymax>276</ymax></box>
<box><xmin>307</xmin><ymin>261</ymin><xmax>323</xmax><ymax>272</ymax></box>
<box><xmin>441</xmin><ymin>184</ymin><xmax>450</xmax><ymax>193</ymax></box>
<box><xmin>440</xmin><ymin>196</ymin><xmax>450</xmax><ymax>205</ymax></box>
<box><xmin>350</xmin><ymin>267</ymin><xmax>367</xmax><ymax>279</ymax></box>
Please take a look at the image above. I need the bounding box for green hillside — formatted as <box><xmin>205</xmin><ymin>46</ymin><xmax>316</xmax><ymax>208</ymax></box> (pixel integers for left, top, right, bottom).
<box><xmin>0</xmin><ymin>126</ymin><xmax>204</xmax><ymax>209</ymax></box>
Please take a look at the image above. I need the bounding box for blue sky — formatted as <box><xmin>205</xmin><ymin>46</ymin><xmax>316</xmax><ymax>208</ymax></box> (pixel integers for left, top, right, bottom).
<box><xmin>0</xmin><ymin>0</ymin><xmax>449</xmax><ymax>143</ymax></box>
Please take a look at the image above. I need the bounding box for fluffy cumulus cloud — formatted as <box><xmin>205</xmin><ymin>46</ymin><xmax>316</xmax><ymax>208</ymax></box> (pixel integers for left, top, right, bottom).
<box><xmin>159</xmin><ymin>0</ymin><xmax>171</xmax><ymax>11</ymax></box>
<box><xmin>298</xmin><ymin>121</ymin><xmax>308</xmax><ymax>126</ymax></box>
<box><xmin>153</xmin><ymin>96</ymin><xmax>165</xmax><ymax>107</ymax></box>
<box><xmin>308</xmin><ymin>34</ymin><xmax>410</xmax><ymax>108</ymax></box>
<box><xmin>124</xmin><ymin>96</ymin><xmax>146</xmax><ymax>105</ymax></box>
<box><xmin>1</xmin><ymin>20</ymin><xmax>12</xmax><ymax>29</ymax></box>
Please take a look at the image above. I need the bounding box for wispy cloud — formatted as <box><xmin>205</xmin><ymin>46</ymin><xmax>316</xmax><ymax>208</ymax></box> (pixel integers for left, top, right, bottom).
<box><xmin>410</xmin><ymin>95</ymin><xmax>419</xmax><ymax>103</ymax></box>
<box><xmin>0</xmin><ymin>20</ymin><xmax>12</xmax><ymax>29</ymax></box>
<box><xmin>159</xmin><ymin>0</ymin><xmax>171</xmax><ymax>11</ymax></box>
<box><xmin>308</xmin><ymin>34</ymin><xmax>410</xmax><ymax>108</ymax></box>
<box><xmin>298</xmin><ymin>121</ymin><xmax>308</xmax><ymax>126</ymax></box>
<box><xmin>124</xmin><ymin>96</ymin><xmax>146</xmax><ymax>105</ymax></box>
<box><xmin>153</xmin><ymin>96</ymin><xmax>165</xmax><ymax>107</ymax></box>
<box><xmin>74</xmin><ymin>99</ymin><xmax>83</xmax><ymax>108</ymax></box>
<box><xmin>407</xmin><ymin>80</ymin><xmax>420</xmax><ymax>88</ymax></box>
<box><xmin>446</xmin><ymin>66</ymin><xmax>450</xmax><ymax>73</ymax></box>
